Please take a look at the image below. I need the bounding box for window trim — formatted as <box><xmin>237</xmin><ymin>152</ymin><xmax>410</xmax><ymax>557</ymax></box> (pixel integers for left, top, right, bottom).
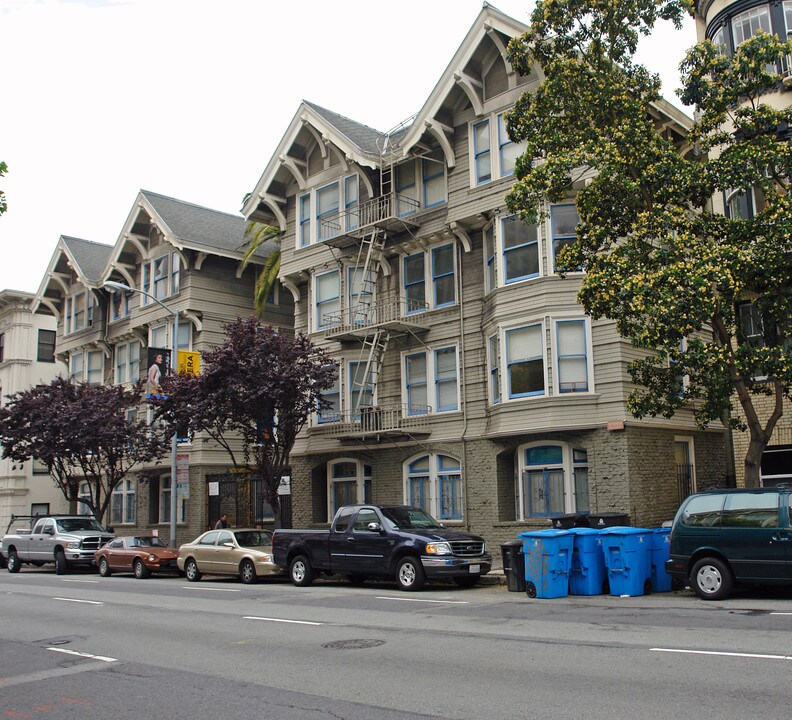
<box><xmin>501</xmin><ymin>214</ymin><xmax>541</xmax><ymax>285</ymax></box>
<box><xmin>470</xmin><ymin>112</ymin><xmax>528</xmax><ymax>187</ymax></box>
<box><xmin>402</xmin><ymin>242</ymin><xmax>457</xmax><ymax>313</ymax></box>
<box><xmin>401</xmin><ymin>344</ymin><xmax>460</xmax><ymax>415</ymax></box>
<box><xmin>504</xmin><ymin>322</ymin><xmax>547</xmax><ymax>399</ymax></box>
<box><xmin>515</xmin><ymin>441</ymin><xmax>589</xmax><ymax>519</ymax></box>
<box><xmin>37</xmin><ymin>329</ymin><xmax>56</xmax><ymax>363</ymax></box>
<box><xmin>403</xmin><ymin>452</ymin><xmax>464</xmax><ymax>522</ymax></box>
<box><xmin>326</xmin><ymin>458</ymin><xmax>371</xmax><ymax>522</ymax></box>
<box><xmin>552</xmin><ymin>318</ymin><xmax>593</xmax><ymax>394</ymax></box>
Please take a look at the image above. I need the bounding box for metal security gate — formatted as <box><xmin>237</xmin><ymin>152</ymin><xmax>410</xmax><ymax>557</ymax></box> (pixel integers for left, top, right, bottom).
<box><xmin>207</xmin><ymin>472</ymin><xmax>291</xmax><ymax>529</ymax></box>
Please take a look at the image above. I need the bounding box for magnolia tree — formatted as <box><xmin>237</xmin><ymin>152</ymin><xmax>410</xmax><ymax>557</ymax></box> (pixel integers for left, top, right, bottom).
<box><xmin>153</xmin><ymin>318</ymin><xmax>336</xmax><ymax>518</ymax></box>
<box><xmin>506</xmin><ymin>0</ymin><xmax>792</xmax><ymax>486</ymax></box>
<box><xmin>0</xmin><ymin>378</ymin><xmax>169</xmax><ymax>522</ymax></box>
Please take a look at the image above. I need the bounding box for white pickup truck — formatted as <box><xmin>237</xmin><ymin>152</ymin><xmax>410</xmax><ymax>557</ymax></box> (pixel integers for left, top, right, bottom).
<box><xmin>2</xmin><ymin>515</ymin><xmax>115</xmax><ymax>574</ymax></box>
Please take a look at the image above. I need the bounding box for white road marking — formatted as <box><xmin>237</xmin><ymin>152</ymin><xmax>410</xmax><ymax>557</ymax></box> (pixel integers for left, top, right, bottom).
<box><xmin>375</xmin><ymin>596</ymin><xmax>469</xmax><ymax>604</ymax></box>
<box><xmin>47</xmin><ymin>647</ymin><xmax>117</xmax><ymax>663</ymax></box>
<box><xmin>61</xmin><ymin>579</ymin><xmax>99</xmax><ymax>584</ymax></box>
<box><xmin>181</xmin><ymin>586</ymin><xmax>241</xmax><ymax>592</ymax></box>
<box><xmin>53</xmin><ymin>597</ymin><xmax>103</xmax><ymax>605</ymax></box>
<box><xmin>652</xmin><ymin>648</ymin><xmax>792</xmax><ymax>661</ymax></box>
<box><xmin>243</xmin><ymin>616</ymin><xmax>323</xmax><ymax>626</ymax></box>
<box><xmin>770</xmin><ymin>612</ymin><xmax>792</xmax><ymax>616</ymax></box>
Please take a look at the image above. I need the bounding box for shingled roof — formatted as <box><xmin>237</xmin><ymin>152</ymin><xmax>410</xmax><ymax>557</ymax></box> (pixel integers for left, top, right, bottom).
<box><xmin>302</xmin><ymin>101</ymin><xmax>391</xmax><ymax>157</ymax></box>
<box><xmin>60</xmin><ymin>236</ymin><xmax>114</xmax><ymax>284</ymax></box>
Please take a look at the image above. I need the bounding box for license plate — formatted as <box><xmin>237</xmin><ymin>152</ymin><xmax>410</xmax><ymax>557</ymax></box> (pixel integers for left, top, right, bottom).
<box><xmin>469</xmin><ymin>564</ymin><xmax>480</xmax><ymax>573</ymax></box>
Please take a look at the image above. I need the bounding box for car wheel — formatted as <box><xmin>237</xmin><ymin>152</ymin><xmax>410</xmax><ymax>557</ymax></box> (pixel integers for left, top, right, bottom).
<box><xmin>98</xmin><ymin>557</ymin><xmax>112</xmax><ymax>577</ymax></box>
<box><xmin>240</xmin><ymin>559</ymin><xmax>257</xmax><ymax>585</ymax></box>
<box><xmin>395</xmin><ymin>556</ymin><xmax>425</xmax><ymax>591</ymax></box>
<box><xmin>526</xmin><ymin>582</ymin><xmax>537</xmax><ymax>598</ymax></box>
<box><xmin>690</xmin><ymin>557</ymin><xmax>733</xmax><ymax>600</ymax></box>
<box><xmin>133</xmin><ymin>558</ymin><xmax>151</xmax><ymax>579</ymax></box>
<box><xmin>346</xmin><ymin>574</ymin><xmax>366</xmax><ymax>586</ymax></box>
<box><xmin>289</xmin><ymin>555</ymin><xmax>314</xmax><ymax>587</ymax></box>
<box><xmin>7</xmin><ymin>549</ymin><xmax>21</xmax><ymax>574</ymax></box>
<box><xmin>54</xmin><ymin>549</ymin><xmax>68</xmax><ymax>575</ymax></box>
<box><xmin>453</xmin><ymin>575</ymin><xmax>480</xmax><ymax>588</ymax></box>
<box><xmin>185</xmin><ymin>558</ymin><xmax>202</xmax><ymax>582</ymax></box>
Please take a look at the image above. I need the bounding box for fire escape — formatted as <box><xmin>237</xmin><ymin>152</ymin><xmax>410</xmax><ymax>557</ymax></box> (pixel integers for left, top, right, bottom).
<box><xmin>318</xmin><ymin>117</ymin><xmax>432</xmax><ymax>441</ymax></box>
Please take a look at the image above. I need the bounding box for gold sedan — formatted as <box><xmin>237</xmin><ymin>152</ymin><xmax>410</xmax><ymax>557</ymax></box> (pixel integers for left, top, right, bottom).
<box><xmin>177</xmin><ymin>528</ymin><xmax>282</xmax><ymax>584</ymax></box>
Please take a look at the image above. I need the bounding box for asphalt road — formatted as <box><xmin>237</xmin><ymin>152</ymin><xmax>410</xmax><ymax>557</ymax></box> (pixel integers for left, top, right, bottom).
<box><xmin>2</xmin><ymin>568</ymin><xmax>792</xmax><ymax>719</ymax></box>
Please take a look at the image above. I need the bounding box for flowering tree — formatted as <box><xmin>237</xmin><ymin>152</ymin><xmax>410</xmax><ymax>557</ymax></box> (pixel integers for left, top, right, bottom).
<box><xmin>153</xmin><ymin>318</ymin><xmax>336</xmax><ymax>518</ymax></box>
<box><xmin>0</xmin><ymin>161</ymin><xmax>7</xmax><ymax>216</ymax></box>
<box><xmin>0</xmin><ymin>378</ymin><xmax>168</xmax><ymax>522</ymax></box>
<box><xmin>506</xmin><ymin>0</ymin><xmax>792</xmax><ymax>486</ymax></box>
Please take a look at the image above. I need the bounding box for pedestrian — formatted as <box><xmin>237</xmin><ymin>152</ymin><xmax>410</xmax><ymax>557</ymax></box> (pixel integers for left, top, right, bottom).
<box><xmin>214</xmin><ymin>513</ymin><xmax>230</xmax><ymax>529</ymax></box>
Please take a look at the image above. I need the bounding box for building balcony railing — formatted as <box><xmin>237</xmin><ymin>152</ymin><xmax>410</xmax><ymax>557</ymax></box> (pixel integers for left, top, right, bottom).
<box><xmin>322</xmin><ymin>299</ymin><xmax>430</xmax><ymax>341</ymax></box>
<box><xmin>319</xmin><ymin>403</ymin><xmax>432</xmax><ymax>438</ymax></box>
<box><xmin>319</xmin><ymin>193</ymin><xmax>421</xmax><ymax>248</ymax></box>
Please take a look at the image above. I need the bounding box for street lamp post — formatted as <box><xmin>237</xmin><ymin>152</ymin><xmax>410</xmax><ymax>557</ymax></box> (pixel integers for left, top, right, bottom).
<box><xmin>104</xmin><ymin>280</ymin><xmax>180</xmax><ymax>548</ymax></box>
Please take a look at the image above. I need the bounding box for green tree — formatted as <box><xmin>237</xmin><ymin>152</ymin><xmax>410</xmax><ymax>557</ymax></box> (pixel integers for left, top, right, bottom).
<box><xmin>239</xmin><ymin>221</ymin><xmax>281</xmax><ymax>316</ymax></box>
<box><xmin>506</xmin><ymin>0</ymin><xmax>792</xmax><ymax>486</ymax></box>
<box><xmin>0</xmin><ymin>161</ymin><xmax>8</xmax><ymax>216</ymax></box>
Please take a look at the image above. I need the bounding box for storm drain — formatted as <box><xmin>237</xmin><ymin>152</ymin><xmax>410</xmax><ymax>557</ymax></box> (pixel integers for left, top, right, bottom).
<box><xmin>322</xmin><ymin>639</ymin><xmax>386</xmax><ymax>650</ymax></box>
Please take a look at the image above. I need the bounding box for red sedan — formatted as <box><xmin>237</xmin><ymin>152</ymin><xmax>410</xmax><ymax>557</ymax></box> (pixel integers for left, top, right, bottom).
<box><xmin>95</xmin><ymin>536</ymin><xmax>180</xmax><ymax>579</ymax></box>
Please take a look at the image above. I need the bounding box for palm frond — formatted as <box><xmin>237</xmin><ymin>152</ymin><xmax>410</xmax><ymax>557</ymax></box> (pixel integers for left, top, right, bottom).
<box><xmin>253</xmin><ymin>250</ymin><xmax>282</xmax><ymax>316</ymax></box>
<box><xmin>240</xmin><ymin>222</ymin><xmax>280</xmax><ymax>271</ymax></box>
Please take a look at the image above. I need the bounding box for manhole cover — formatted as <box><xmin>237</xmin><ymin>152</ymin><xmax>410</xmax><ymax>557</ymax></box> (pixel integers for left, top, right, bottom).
<box><xmin>322</xmin><ymin>639</ymin><xmax>386</xmax><ymax>650</ymax></box>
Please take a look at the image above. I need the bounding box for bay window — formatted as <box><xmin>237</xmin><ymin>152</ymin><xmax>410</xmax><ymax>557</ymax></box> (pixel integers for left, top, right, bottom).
<box><xmin>506</xmin><ymin>324</ymin><xmax>545</xmax><ymax>397</ymax></box>
<box><xmin>502</xmin><ymin>215</ymin><xmax>539</xmax><ymax>283</ymax></box>
<box><xmin>555</xmin><ymin>319</ymin><xmax>590</xmax><ymax>393</ymax></box>
<box><xmin>550</xmin><ymin>204</ymin><xmax>581</xmax><ymax>272</ymax></box>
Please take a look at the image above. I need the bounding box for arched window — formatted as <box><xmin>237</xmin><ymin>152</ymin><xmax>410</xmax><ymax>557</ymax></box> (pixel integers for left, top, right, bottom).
<box><xmin>327</xmin><ymin>459</ymin><xmax>371</xmax><ymax>520</ymax></box>
<box><xmin>404</xmin><ymin>453</ymin><xmax>463</xmax><ymax>521</ymax></box>
<box><xmin>516</xmin><ymin>442</ymin><xmax>589</xmax><ymax>519</ymax></box>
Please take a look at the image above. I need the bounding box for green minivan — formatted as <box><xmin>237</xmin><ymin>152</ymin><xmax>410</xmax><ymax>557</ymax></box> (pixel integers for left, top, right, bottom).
<box><xmin>665</xmin><ymin>487</ymin><xmax>792</xmax><ymax>600</ymax></box>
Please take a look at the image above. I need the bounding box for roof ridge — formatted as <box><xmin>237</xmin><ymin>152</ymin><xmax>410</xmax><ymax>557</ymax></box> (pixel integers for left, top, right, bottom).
<box><xmin>303</xmin><ymin>100</ymin><xmax>388</xmax><ymax>137</ymax></box>
<box><xmin>140</xmin><ymin>189</ymin><xmax>245</xmax><ymax>221</ymax></box>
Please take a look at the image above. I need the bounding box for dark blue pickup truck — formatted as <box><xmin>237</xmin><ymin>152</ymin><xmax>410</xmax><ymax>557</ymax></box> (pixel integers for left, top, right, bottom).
<box><xmin>272</xmin><ymin>504</ymin><xmax>492</xmax><ymax>591</ymax></box>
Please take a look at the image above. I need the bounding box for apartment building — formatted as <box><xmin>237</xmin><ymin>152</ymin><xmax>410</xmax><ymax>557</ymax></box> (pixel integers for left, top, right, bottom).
<box><xmin>694</xmin><ymin>0</ymin><xmax>792</xmax><ymax>486</ymax></box>
<box><xmin>34</xmin><ymin>191</ymin><xmax>290</xmax><ymax>543</ymax></box>
<box><xmin>0</xmin><ymin>289</ymin><xmax>69</xmax><ymax>530</ymax></box>
<box><xmin>243</xmin><ymin>5</ymin><xmax>728</xmax><ymax>545</ymax></box>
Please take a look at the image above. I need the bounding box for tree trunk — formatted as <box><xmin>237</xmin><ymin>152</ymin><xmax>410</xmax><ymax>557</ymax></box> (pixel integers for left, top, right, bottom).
<box><xmin>743</xmin><ymin>436</ymin><xmax>766</xmax><ymax>488</ymax></box>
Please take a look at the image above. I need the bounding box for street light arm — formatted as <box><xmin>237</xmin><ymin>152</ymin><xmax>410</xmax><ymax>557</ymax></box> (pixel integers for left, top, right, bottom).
<box><xmin>103</xmin><ymin>281</ymin><xmax>178</xmax><ymax>319</ymax></box>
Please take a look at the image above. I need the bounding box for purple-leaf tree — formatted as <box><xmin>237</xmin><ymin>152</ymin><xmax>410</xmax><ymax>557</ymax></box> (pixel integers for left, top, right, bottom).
<box><xmin>0</xmin><ymin>377</ymin><xmax>169</xmax><ymax>523</ymax></box>
<box><xmin>153</xmin><ymin>317</ymin><xmax>336</xmax><ymax>520</ymax></box>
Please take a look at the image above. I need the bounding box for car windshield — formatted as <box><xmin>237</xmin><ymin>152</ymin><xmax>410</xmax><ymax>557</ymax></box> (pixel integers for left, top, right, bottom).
<box><xmin>380</xmin><ymin>507</ymin><xmax>442</xmax><ymax>529</ymax></box>
<box><xmin>134</xmin><ymin>537</ymin><xmax>167</xmax><ymax>548</ymax></box>
<box><xmin>233</xmin><ymin>530</ymin><xmax>273</xmax><ymax>548</ymax></box>
<box><xmin>56</xmin><ymin>518</ymin><xmax>107</xmax><ymax>532</ymax></box>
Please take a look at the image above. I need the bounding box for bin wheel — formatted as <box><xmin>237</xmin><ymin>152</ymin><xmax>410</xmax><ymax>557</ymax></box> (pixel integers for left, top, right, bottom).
<box><xmin>526</xmin><ymin>582</ymin><xmax>537</xmax><ymax>599</ymax></box>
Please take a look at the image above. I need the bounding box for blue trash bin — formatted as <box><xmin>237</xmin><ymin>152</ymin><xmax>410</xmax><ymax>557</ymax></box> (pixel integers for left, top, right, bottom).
<box><xmin>567</xmin><ymin>527</ymin><xmax>607</xmax><ymax>596</ymax></box>
<box><xmin>599</xmin><ymin>527</ymin><xmax>652</xmax><ymax>596</ymax></box>
<box><xmin>649</xmin><ymin>528</ymin><xmax>673</xmax><ymax>592</ymax></box>
<box><xmin>519</xmin><ymin>529</ymin><xmax>574</xmax><ymax>599</ymax></box>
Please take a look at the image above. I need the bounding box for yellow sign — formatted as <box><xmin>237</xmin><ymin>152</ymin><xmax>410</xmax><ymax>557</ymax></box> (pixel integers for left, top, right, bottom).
<box><xmin>178</xmin><ymin>351</ymin><xmax>201</xmax><ymax>376</ymax></box>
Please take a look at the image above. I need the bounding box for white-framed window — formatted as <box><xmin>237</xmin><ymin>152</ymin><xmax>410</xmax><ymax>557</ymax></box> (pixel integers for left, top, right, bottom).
<box><xmin>516</xmin><ymin>442</ymin><xmax>590</xmax><ymax>519</ymax></box>
<box><xmin>114</xmin><ymin>341</ymin><xmax>141</xmax><ymax>385</ymax></box>
<box><xmin>404</xmin><ymin>453</ymin><xmax>463</xmax><ymax>521</ymax></box>
<box><xmin>349</xmin><ymin>361</ymin><xmax>375</xmax><ymax>415</ymax></box>
<box><xmin>327</xmin><ymin>459</ymin><xmax>371</xmax><ymax>521</ymax></box>
<box><xmin>553</xmin><ymin>319</ymin><xmax>591</xmax><ymax>393</ymax></box>
<box><xmin>396</xmin><ymin>160</ymin><xmax>418</xmax><ymax>217</ymax></box>
<box><xmin>111</xmin><ymin>289</ymin><xmax>132</xmax><ymax>321</ymax></box>
<box><xmin>484</xmin><ymin>223</ymin><xmax>497</xmax><ymax>292</ymax></box>
<box><xmin>505</xmin><ymin>323</ymin><xmax>546</xmax><ymax>398</ymax></box>
<box><xmin>675</xmin><ymin>436</ymin><xmax>697</xmax><ymax>498</ymax></box>
<box><xmin>348</xmin><ymin>266</ymin><xmax>374</xmax><ymax>325</ymax></box>
<box><xmin>149</xmin><ymin>320</ymin><xmax>191</xmax><ymax>351</ymax></box>
<box><xmin>141</xmin><ymin>252</ymin><xmax>182</xmax><ymax>305</ymax></box>
<box><xmin>69</xmin><ymin>349</ymin><xmax>103</xmax><ymax>385</ymax></box>
<box><xmin>403</xmin><ymin>345</ymin><xmax>459</xmax><ymax>415</ymax></box>
<box><xmin>422</xmin><ymin>149</ymin><xmax>446</xmax><ymax>209</ymax></box>
<box><xmin>299</xmin><ymin>175</ymin><xmax>359</xmax><ymax>246</ymax></box>
<box><xmin>110</xmin><ymin>479</ymin><xmax>136</xmax><ymax>525</ymax></box>
<box><xmin>550</xmin><ymin>204</ymin><xmax>581</xmax><ymax>272</ymax></box>
<box><xmin>732</xmin><ymin>5</ymin><xmax>771</xmax><ymax>46</ymax></box>
<box><xmin>317</xmin><ymin>363</ymin><xmax>341</xmax><ymax>424</ymax></box>
<box><xmin>313</xmin><ymin>270</ymin><xmax>341</xmax><ymax>331</ymax></box>
<box><xmin>489</xmin><ymin>334</ymin><xmax>501</xmax><ymax>405</ymax></box>
<box><xmin>470</xmin><ymin>112</ymin><xmax>527</xmax><ymax>187</ymax></box>
<box><xmin>502</xmin><ymin>215</ymin><xmax>540</xmax><ymax>284</ymax></box>
<box><xmin>760</xmin><ymin>445</ymin><xmax>792</xmax><ymax>487</ymax></box>
<box><xmin>64</xmin><ymin>290</ymin><xmax>94</xmax><ymax>335</ymax></box>
<box><xmin>402</xmin><ymin>242</ymin><xmax>456</xmax><ymax>313</ymax></box>
<box><xmin>725</xmin><ymin>188</ymin><xmax>755</xmax><ymax>219</ymax></box>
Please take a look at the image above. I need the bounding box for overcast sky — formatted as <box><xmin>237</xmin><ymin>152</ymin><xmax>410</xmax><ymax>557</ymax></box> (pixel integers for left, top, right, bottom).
<box><xmin>1</xmin><ymin>0</ymin><xmax>696</xmax><ymax>294</ymax></box>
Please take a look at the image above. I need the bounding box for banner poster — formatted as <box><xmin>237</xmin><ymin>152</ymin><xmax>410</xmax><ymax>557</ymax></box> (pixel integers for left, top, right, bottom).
<box><xmin>178</xmin><ymin>350</ymin><xmax>201</xmax><ymax>376</ymax></box>
<box><xmin>146</xmin><ymin>347</ymin><xmax>171</xmax><ymax>398</ymax></box>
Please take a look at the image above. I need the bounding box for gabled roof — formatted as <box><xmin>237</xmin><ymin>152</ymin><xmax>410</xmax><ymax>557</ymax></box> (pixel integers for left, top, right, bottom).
<box><xmin>33</xmin><ymin>235</ymin><xmax>114</xmax><ymax>316</ymax></box>
<box><xmin>303</xmin><ymin>101</ymin><xmax>388</xmax><ymax>157</ymax></box>
<box><xmin>61</xmin><ymin>236</ymin><xmax>114</xmax><ymax>284</ymax></box>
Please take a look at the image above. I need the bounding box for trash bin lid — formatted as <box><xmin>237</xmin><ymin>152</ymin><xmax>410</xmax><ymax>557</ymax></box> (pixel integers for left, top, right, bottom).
<box><xmin>598</xmin><ymin>526</ymin><xmax>647</xmax><ymax>535</ymax></box>
<box><xmin>565</xmin><ymin>527</ymin><xmax>602</xmax><ymax>536</ymax></box>
<box><xmin>519</xmin><ymin>529</ymin><xmax>573</xmax><ymax>538</ymax></box>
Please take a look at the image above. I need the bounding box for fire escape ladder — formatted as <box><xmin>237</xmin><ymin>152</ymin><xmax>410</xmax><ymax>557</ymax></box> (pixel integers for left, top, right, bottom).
<box><xmin>351</xmin><ymin>328</ymin><xmax>390</xmax><ymax>419</ymax></box>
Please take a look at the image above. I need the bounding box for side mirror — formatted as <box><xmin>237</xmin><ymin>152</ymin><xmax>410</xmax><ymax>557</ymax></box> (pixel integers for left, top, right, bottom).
<box><xmin>222</xmin><ymin>541</ymin><xmax>235</xmax><ymax>548</ymax></box>
<box><xmin>43</xmin><ymin>526</ymin><xmax>54</xmax><ymax>535</ymax></box>
<box><xmin>366</xmin><ymin>522</ymin><xmax>383</xmax><ymax>533</ymax></box>
<box><xmin>106</xmin><ymin>527</ymin><xmax>114</xmax><ymax>534</ymax></box>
